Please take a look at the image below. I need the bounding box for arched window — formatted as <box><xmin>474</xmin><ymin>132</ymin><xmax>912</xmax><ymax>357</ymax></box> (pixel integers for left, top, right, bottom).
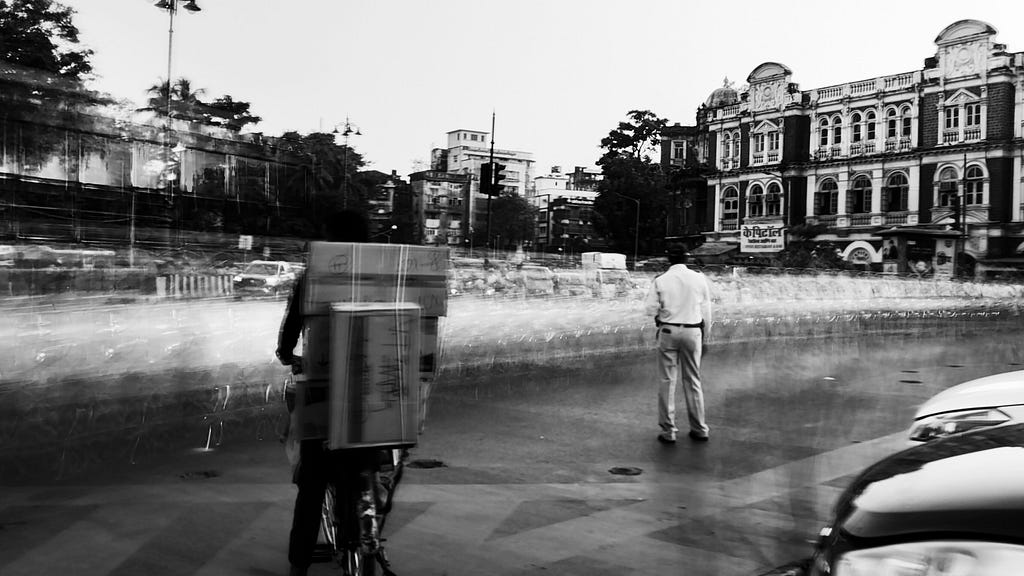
<box><xmin>850</xmin><ymin>175</ymin><xmax>872</xmax><ymax>214</ymax></box>
<box><xmin>766</xmin><ymin>182</ymin><xmax>782</xmax><ymax>216</ymax></box>
<box><xmin>722</xmin><ymin>186</ymin><xmax>739</xmax><ymax>219</ymax></box>
<box><xmin>885</xmin><ymin>173</ymin><xmax>909</xmax><ymax>212</ymax></box>
<box><xmin>866</xmin><ymin>110</ymin><xmax>877</xmax><ymax>140</ymax></box>
<box><xmin>886</xmin><ymin>108</ymin><xmax>898</xmax><ymax>139</ymax></box>
<box><xmin>831</xmin><ymin>117</ymin><xmax>842</xmax><ymax>145</ymax></box>
<box><xmin>819</xmin><ymin>118</ymin><xmax>829</xmax><ymax>147</ymax></box>
<box><xmin>965</xmin><ymin>165</ymin><xmax>985</xmax><ymax>205</ymax></box>
<box><xmin>722</xmin><ymin>132</ymin><xmax>732</xmax><ymax>161</ymax></box>
<box><xmin>900</xmin><ymin>105</ymin><xmax>912</xmax><ymax>138</ymax></box>
<box><xmin>816</xmin><ymin>179</ymin><xmax>839</xmax><ymax>215</ymax></box>
<box><xmin>938</xmin><ymin>167</ymin><xmax>959</xmax><ymax>207</ymax></box>
<box><xmin>851</xmin><ymin>113</ymin><xmax>863</xmax><ymax>142</ymax></box>
<box><xmin>747</xmin><ymin>183</ymin><xmax>765</xmax><ymax>217</ymax></box>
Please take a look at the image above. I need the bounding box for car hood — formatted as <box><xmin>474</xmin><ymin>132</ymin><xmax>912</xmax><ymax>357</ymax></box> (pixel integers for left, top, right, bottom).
<box><xmin>837</xmin><ymin>424</ymin><xmax>1024</xmax><ymax>540</ymax></box>
<box><xmin>914</xmin><ymin>370</ymin><xmax>1024</xmax><ymax>419</ymax></box>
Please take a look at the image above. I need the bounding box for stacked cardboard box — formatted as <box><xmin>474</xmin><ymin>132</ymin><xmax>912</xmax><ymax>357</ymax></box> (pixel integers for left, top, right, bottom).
<box><xmin>293</xmin><ymin>242</ymin><xmax>448</xmax><ymax>447</ymax></box>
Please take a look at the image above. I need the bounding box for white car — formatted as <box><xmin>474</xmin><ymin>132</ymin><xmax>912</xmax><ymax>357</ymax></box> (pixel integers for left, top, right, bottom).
<box><xmin>908</xmin><ymin>369</ymin><xmax>1024</xmax><ymax>442</ymax></box>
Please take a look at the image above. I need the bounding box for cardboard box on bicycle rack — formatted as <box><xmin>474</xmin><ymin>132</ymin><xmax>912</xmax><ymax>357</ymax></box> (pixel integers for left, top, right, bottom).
<box><xmin>304</xmin><ymin>314</ymin><xmax>440</xmax><ymax>383</ymax></box>
<box><xmin>327</xmin><ymin>302</ymin><xmax>422</xmax><ymax>450</ymax></box>
<box><xmin>301</xmin><ymin>242</ymin><xmax>449</xmax><ymax>318</ymax></box>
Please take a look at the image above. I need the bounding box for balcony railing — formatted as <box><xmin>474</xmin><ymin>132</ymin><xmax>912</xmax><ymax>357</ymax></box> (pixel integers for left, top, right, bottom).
<box><xmin>847</xmin><ymin>213</ymin><xmax>873</xmax><ymax>226</ymax></box>
<box><xmin>752</xmin><ymin>153</ymin><xmax>765</xmax><ymax>164</ymax></box>
<box><xmin>720</xmin><ymin>218</ymin><xmax>739</xmax><ymax>231</ymax></box>
<box><xmin>964</xmin><ymin>126</ymin><xmax>982</xmax><ymax>141</ymax></box>
<box><xmin>884</xmin><ymin>211</ymin><xmax>908</xmax><ymax>225</ymax></box>
<box><xmin>767</xmin><ymin>151</ymin><xmax>779</xmax><ymax>163</ymax></box>
<box><xmin>942</xmin><ymin>130</ymin><xmax>959</xmax><ymax>144</ymax></box>
<box><xmin>814</xmin><ymin>149</ymin><xmax>832</xmax><ymax>161</ymax></box>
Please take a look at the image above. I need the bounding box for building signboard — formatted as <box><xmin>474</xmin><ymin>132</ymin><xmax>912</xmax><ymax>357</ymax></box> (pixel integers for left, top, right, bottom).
<box><xmin>740</xmin><ymin>224</ymin><xmax>785</xmax><ymax>253</ymax></box>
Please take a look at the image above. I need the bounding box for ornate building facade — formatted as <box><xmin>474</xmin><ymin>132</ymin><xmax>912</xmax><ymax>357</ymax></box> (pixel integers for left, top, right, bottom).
<box><xmin>695</xmin><ymin>19</ymin><xmax>1024</xmax><ymax>276</ymax></box>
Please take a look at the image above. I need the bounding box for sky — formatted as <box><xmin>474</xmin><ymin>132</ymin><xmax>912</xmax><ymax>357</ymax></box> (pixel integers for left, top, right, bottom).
<box><xmin>63</xmin><ymin>0</ymin><xmax>1024</xmax><ymax>179</ymax></box>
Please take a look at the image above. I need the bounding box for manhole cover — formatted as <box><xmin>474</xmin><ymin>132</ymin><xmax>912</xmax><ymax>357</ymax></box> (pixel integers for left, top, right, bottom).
<box><xmin>407</xmin><ymin>459</ymin><xmax>446</xmax><ymax>469</ymax></box>
<box><xmin>901</xmin><ymin>370</ymin><xmax>919</xmax><ymax>374</ymax></box>
<box><xmin>179</xmin><ymin>470</ymin><xmax>220</xmax><ymax>480</ymax></box>
<box><xmin>946</xmin><ymin>364</ymin><xmax>964</xmax><ymax>368</ymax></box>
<box><xmin>608</xmin><ymin>466</ymin><xmax>642</xmax><ymax>476</ymax></box>
<box><xmin>899</xmin><ymin>379</ymin><xmax>923</xmax><ymax>384</ymax></box>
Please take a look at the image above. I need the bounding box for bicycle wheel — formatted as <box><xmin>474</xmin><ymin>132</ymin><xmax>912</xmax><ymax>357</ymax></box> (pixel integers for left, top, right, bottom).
<box><xmin>320</xmin><ymin>483</ymin><xmax>338</xmax><ymax>555</ymax></box>
<box><xmin>337</xmin><ymin>476</ymin><xmax>378</xmax><ymax>576</ymax></box>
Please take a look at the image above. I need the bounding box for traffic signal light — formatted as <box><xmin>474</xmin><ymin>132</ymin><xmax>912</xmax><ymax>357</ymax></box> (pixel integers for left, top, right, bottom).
<box><xmin>479</xmin><ymin>162</ymin><xmax>492</xmax><ymax>196</ymax></box>
<box><xmin>492</xmin><ymin>162</ymin><xmax>506</xmax><ymax>195</ymax></box>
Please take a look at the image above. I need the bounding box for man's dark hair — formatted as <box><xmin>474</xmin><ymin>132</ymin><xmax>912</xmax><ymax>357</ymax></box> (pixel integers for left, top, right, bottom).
<box><xmin>321</xmin><ymin>209</ymin><xmax>369</xmax><ymax>242</ymax></box>
<box><xmin>666</xmin><ymin>243</ymin><xmax>690</xmax><ymax>266</ymax></box>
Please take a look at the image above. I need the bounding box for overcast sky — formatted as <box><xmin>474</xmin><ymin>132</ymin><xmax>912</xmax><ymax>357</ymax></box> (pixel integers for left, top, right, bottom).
<box><xmin>66</xmin><ymin>0</ymin><xmax>1024</xmax><ymax>178</ymax></box>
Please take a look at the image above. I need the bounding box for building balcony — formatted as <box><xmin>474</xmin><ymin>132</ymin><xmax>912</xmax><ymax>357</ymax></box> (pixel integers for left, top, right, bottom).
<box><xmin>805</xmin><ymin>214</ymin><xmax>838</xmax><ymax>226</ymax></box>
<box><xmin>720</xmin><ymin>218</ymin><xmax>739</xmax><ymax>231</ymax></box>
<box><xmin>812</xmin><ymin>72</ymin><xmax>918</xmax><ymax>103</ymax></box>
<box><xmin>846</xmin><ymin>213</ymin><xmax>874</xmax><ymax>227</ymax></box>
<box><xmin>964</xmin><ymin>126</ymin><xmax>982</xmax><ymax>141</ymax></box>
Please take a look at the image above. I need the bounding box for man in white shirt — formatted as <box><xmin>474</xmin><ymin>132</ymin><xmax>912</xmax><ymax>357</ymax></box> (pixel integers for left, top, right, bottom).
<box><xmin>643</xmin><ymin>245</ymin><xmax>713</xmax><ymax>443</ymax></box>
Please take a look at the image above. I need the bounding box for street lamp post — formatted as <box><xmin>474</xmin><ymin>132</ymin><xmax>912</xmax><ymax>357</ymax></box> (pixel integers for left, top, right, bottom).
<box><xmin>152</xmin><ymin>0</ymin><xmax>200</xmax><ymax>247</ymax></box>
<box><xmin>333</xmin><ymin>117</ymin><xmax>362</xmax><ymax>209</ymax></box>
<box><xmin>617</xmin><ymin>193</ymin><xmax>640</xmax><ymax>270</ymax></box>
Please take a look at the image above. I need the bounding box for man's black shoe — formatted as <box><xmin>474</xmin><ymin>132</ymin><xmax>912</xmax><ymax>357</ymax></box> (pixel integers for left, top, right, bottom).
<box><xmin>688</xmin><ymin>431</ymin><xmax>709</xmax><ymax>442</ymax></box>
<box><xmin>657</xmin><ymin>433</ymin><xmax>677</xmax><ymax>444</ymax></box>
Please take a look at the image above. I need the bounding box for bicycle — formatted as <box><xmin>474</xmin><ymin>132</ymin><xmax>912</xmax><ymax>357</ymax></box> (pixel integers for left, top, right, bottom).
<box><xmin>283</xmin><ymin>361</ymin><xmax>403</xmax><ymax>576</ymax></box>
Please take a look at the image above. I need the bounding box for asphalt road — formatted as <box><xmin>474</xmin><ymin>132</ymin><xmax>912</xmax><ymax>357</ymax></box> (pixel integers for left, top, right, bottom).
<box><xmin>3</xmin><ymin>317</ymin><xmax>1023</xmax><ymax>576</ymax></box>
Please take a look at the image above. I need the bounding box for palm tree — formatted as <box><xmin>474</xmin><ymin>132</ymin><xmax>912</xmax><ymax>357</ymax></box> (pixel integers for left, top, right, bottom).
<box><xmin>140</xmin><ymin>77</ymin><xmax>206</xmax><ymax>121</ymax></box>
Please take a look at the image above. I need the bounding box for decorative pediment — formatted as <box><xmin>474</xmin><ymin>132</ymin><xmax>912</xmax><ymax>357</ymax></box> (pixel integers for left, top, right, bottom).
<box><xmin>747</xmin><ymin>62</ymin><xmax>792</xmax><ymax>84</ymax></box>
<box><xmin>752</xmin><ymin>120</ymin><xmax>779</xmax><ymax>133</ymax></box>
<box><xmin>943</xmin><ymin>88</ymin><xmax>981</xmax><ymax>105</ymax></box>
<box><xmin>935</xmin><ymin>19</ymin><xmax>997</xmax><ymax>47</ymax></box>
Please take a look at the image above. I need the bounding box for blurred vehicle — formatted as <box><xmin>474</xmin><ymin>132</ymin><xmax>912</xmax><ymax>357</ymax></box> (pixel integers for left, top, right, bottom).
<box><xmin>637</xmin><ymin>256</ymin><xmax>670</xmax><ymax>272</ymax></box>
<box><xmin>587</xmin><ymin>268</ymin><xmax>635</xmax><ymax>297</ymax></box>
<box><xmin>908</xmin><ymin>369</ymin><xmax>1024</xmax><ymax>443</ymax></box>
<box><xmin>808</xmin><ymin>423</ymin><xmax>1024</xmax><ymax>576</ymax></box>
<box><xmin>232</xmin><ymin>260</ymin><xmax>298</xmax><ymax>297</ymax></box>
<box><xmin>515</xmin><ymin>265</ymin><xmax>554</xmax><ymax>295</ymax></box>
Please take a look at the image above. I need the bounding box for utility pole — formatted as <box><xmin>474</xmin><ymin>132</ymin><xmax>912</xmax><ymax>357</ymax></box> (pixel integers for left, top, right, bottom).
<box><xmin>486</xmin><ymin>111</ymin><xmax>495</xmax><ymax>250</ymax></box>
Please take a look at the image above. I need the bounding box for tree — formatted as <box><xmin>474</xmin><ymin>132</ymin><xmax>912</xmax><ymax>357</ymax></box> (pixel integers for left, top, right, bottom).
<box><xmin>203</xmin><ymin>95</ymin><xmax>261</xmax><ymax>131</ymax></box>
<box><xmin>594</xmin><ymin>110</ymin><xmax>670</xmax><ymax>258</ymax></box>
<box><xmin>473</xmin><ymin>192</ymin><xmax>535</xmax><ymax>248</ymax></box>
<box><xmin>278</xmin><ymin>130</ymin><xmax>366</xmax><ymax>235</ymax></box>
<box><xmin>0</xmin><ymin>0</ymin><xmax>93</xmax><ymax>80</ymax></box>
<box><xmin>141</xmin><ymin>78</ymin><xmax>261</xmax><ymax>130</ymax></box>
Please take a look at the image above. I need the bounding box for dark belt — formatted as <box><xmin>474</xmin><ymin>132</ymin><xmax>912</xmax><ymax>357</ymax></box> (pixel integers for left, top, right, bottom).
<box><xmin>660</xmin><ymin>321</ymin><xmax>703</xmax><ymax>328</ymax></box>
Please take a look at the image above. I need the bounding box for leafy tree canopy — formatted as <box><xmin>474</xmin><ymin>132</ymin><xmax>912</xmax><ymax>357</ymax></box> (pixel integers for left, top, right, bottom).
<box><xmin>594</xmin><ymin>110</ymin><xmax>670</xmax><ymax>259</ymax></box>
<box><xmin>473</xmin><ymin>192</ymin><xmax>536</xmax><ymax>248</ymax></box>
<box><xmin>141</xmin><ymin>77</ymin><xmax>262</xmax><ymax>130</ymax></box>
<box><xmin>0</xmin><ymin>0</ymin><xmax>92</xmax><ymax>80</ymax></box>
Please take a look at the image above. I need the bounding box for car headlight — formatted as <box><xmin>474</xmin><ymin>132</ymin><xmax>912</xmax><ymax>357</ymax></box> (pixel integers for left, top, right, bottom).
<box><xmin>908</xmin><ymin>408</ymin><xmax>1012</xmax><ymax>442</ymax></box>
<box><xmin>232</xmin><ymin>275</ymin><xmax>242</xmax><ymax>282</ymax></box>
<box><xmin>834</xmin><ymin>541</ymin><xmax>1024</xmax><ymax>576</ymax></box>
<box><xmin>265</xmin><ymin>276</ymin><xmax>280</xmax><ymax>286</ymax></box>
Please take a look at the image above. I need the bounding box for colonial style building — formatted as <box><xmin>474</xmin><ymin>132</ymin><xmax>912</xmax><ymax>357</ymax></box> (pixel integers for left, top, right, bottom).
<box><xmin>692</xmin><ymin>19</ymin><xmax>1024</xmax><ymax>277</ymax></box>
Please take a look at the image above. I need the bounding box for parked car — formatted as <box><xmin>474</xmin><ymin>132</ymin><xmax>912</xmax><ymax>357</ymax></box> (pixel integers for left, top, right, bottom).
<box><xmin>232</xmin><ymin>260</ymin><xmax>298</xmax><ymax>297</ymax></box>
<box><xmin>808</xmin><ymin>423</ymin><xmax>1024</xmax><ymax>576</ymax></box>
<box><xmin>514</xmin><ymin>265</ymin><xmax>555</xmax><ymax>295</ymax></box>
<box><xmin>908</xmin><ymin>369</ymin><xmax>1024</xmax><ymax>443</ymax></box>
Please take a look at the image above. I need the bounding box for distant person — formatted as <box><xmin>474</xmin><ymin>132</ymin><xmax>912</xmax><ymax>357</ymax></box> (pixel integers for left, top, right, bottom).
<box><xmin>643</xmin><ymin>244</ymin><xmax>713</xmax><ymax>444</ymax></box>
<box><xmin>883</xmin><ymin>240</ymin><xmax>899</xmax><ymax>260</ymax></box>
<box><xmin>276</xmin><ymin>210</ymin><xmax>371</xmax><ymax>576</ymax></box>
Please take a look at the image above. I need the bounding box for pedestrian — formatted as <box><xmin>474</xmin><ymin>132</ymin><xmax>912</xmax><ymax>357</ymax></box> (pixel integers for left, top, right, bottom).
<box><xmin>643</xmin><ymin>244</ymin><xmax>713</xmax><ymax>444</ymax></box>
<box><xmin>276</xmin><ymin>210</ymin><xmax>373</xmax><ymax>576</ymax></box>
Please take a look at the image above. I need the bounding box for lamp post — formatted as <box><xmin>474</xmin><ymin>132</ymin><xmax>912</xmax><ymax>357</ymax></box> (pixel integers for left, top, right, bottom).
<box><xmin>370</xmin><ymin>224</ymin><xmax>398</xmax><ymax>243</ymax></box>
<box><xmin>152</xmin><ymin>0</ymin><xmax>200</xmax><ymax>246</ymax></box>
<box><xmin>333</xmin><ymin>117</ymin><xmax>362</xmax><ymax>209</ymax></box>
<box><xmin>617</xmin><ymin>192</ymin><xmax>640</xmax><ymax>270</ymax></box>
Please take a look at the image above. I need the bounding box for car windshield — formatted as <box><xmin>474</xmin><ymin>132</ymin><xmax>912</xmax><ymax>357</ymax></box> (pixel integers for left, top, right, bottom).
<box><xmin>243</xmin><ymin>263</ymin><xmax>279</xmax><ymax>276</ymax></box>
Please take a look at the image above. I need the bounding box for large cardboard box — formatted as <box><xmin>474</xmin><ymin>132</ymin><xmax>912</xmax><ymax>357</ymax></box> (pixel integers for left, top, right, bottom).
<box><xmin>327</xmin><ymin>303</ymin><xmax>421</xmax><ymax>450</ymax></box>
<box><xmin>302</xmin><ymin>242</ymin><xmax>449</xmax><ymax>317</ymax></box>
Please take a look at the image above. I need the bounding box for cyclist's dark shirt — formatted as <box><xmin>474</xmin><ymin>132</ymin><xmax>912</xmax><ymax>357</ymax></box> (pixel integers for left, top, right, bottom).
<box><xmin>276</xmin><ymin>271</ymin><xmax>305</xmax><ymax>364</ymax></box>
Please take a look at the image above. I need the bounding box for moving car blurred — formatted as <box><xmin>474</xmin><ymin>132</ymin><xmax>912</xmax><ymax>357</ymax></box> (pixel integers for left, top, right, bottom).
<box><xmin>232</xmin><ymin>260</ymin><xmax>297</xmax><ymax>297</ymax></box>
<box><xmin>808</xmin><ymin>423</ymin><xmax>1024</xmax><ymax>576</ymax></box>
<box><xmin>908</xmin><ymin>369</ymin><xmax>1024</xmax><ymax>442</ymax></box>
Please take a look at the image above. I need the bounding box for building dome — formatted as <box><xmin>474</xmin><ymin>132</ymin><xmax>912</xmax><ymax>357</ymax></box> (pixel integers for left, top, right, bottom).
<box><xmin>705</xmin><ymin>77</ymin><xmax>738</xmax><ymax>108</ymax></box>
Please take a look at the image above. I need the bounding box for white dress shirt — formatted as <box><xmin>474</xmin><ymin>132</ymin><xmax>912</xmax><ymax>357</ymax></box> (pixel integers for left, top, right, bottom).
<box><xmin>643</xmin><ymin>264</ymin><xmax>712</xmax><ymax>327</ymax></box>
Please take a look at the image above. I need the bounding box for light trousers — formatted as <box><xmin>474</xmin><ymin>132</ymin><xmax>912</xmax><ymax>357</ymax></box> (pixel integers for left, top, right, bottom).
<box><xmin>656</xmin><ymin>325</ymin><xmax>708</xmax><ymax>436</ymax></box>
